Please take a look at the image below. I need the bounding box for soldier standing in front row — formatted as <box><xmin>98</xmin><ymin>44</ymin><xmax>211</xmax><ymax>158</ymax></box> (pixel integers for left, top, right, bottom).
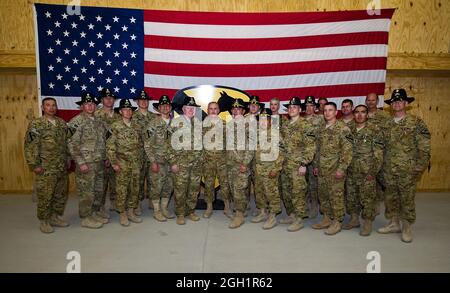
<box><xmin>344</xmin><ymin>105</ymin><xmax>384</xmax><ymax>236</ymax></box>
<box><xmin>107</xmin><ymin>99</ymin><xmax>143</xmax><ymax>226</ymax></box>
<box><xmin>68</xmin><ymin>93</ymin><xmax>108</xmax><ymax>229</ymax></box>
<box><xmin>378</xmin><ymin>89</ymin><xmax>431</xmax><ymax>243</ymax></box>
<box><xmin>144</xmin><ymin>95</ymin><xmax>175</xmax><ymax>222</ymax></box>
<box><xmin>312</xmin><ymin>102</ymin><xmax>353</xmax><ymax>235</ymax></box>
<box><xmin>24</xmin><ymin>97</ymin><xmax>70</xmax><ymax>233</ymax></box>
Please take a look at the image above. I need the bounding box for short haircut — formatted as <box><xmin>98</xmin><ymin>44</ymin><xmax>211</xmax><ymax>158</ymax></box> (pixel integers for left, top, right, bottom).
<box><xmin>42</xmin><ymin>97</ymin><xmax>57</xmax><ymax>105</ymax></box>
<box><xmin>342</xmin><ymin>99</ymin><xmax>354</xmax><ymax>107</ymax></box>
<box><xmin>353</xmin><ymin>104</ymin><xmax>368</xmax><ymax>113</ymax></box>
<box><xmin>270</xmin><ymin>97</ymin><xmax>280</xmax><ymax>103</ymax></box>
<box><xmin>324</xmin><ymin>102</ymin><xmax>337</xmax><ymax>110</ymax></box>
<box><xmin>318</xmin><ymin>97</ymin><xmax>328</xmax><ymax>103</ymax></box>
<box><xmin>208</xmin><ymin>101</ymin><xmax>218</xmax><ymax>107</ymax></box>
<box><xmin>366</xmin><ymin>92</ymin><xmax>380</xmax><ymax>102</ymax></box>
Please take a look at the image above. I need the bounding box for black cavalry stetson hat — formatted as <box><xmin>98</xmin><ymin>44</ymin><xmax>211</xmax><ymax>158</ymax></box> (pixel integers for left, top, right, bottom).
<box><xmin>385</xmin><ymin>88</ymin><xmax>415</xmax><ymax>105</ymax></box>
<box><xmin>115</xmin><ymin>98</ymin><xmax>137</xmax><ymax>111</ymax></box>
<box><xmin>76</xmin><ymin>92</ymin><xmax>100</xmax><ymax>106</ymax></box>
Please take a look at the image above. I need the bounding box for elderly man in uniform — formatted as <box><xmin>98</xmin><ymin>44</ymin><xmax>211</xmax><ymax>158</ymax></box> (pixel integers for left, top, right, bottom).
<box><xmin>202</xmin><ymin>102</ymin><xmax>233</xmax><ymax>218</ymax></box>
<box><xmin>279</xmin><ymin>97</ymin><xmax>316</xmax><ymax>232</ymax></box>
<box><xmin>344</xmin><ymin>105</ymin><xmax>384</xmax><ymax>236</ymax></box>
<box><xmin>68</xmin><ymin>93</ymin><xmax>108</xmax><ymax>229</ymax></box>
<box><xmin>107</xmin><ymin>99</ymin><xmax>143</xmax><ymax>226</ymax></box>
<box><xmin>168</xmin><ymin>95</ymin><xmax>203</xmax><ymax>225</ymax></box>
<box><xmin>377</xmin><ymin>89</ymin><xmax>431</xmax><ymax>243</ymax></box>
<box><xmin>24</xmin><ymin>97</ymin><xmax>70</xmax><ymax>233</ymax></box>
<box><xmin>94</xmin><ymin>88</ymin><xmax>120</xmax><ymax>215</ymax></box>
<box><xmin>143</xmin><ymin>95</ymin><xmax>175</xmax><ymax>222</ymax></box>
<box><xmin>132</xmin><ymin>90</ymin><xmax>156</xmax><ymax>215</ymax></box>
<box><xmin>312</xmin><ymin>102</ymin><xmax>353</xmax><ymax>235</ymax></box>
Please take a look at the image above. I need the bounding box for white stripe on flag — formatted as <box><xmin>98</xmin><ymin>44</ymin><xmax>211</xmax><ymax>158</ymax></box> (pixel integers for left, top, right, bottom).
<box><xmin>144</xmin><ymin>19</ymin><xmax>391</xmax><ymax>38</ymax></box>
<box><xmin>144</xmin><ymin>70</ymin><xmax>386</xmax><ymax>91</ymax></box>
<box><xmin>144</xmin><ymin>44</ymin><xmax>388</xmax><ymax>65</ymax></box>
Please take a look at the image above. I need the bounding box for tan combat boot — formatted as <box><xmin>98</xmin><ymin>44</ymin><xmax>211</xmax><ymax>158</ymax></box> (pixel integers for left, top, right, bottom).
<box><xmin>119</xmin><ymin>212</ymin><xmax>129</xmax><ymax>227</ymax></box>
<box><xmin>40</xmin><ymin>220</ymin><xmax>54</xmax><ymax>233</ymax></box>
<box><xmin>325</xmin><ymin>220</ymin><xmax>342</xmax><ymax>235</ymax></box>
<box><xmin>203</xmin><ymin>201</ymin><xmax>213</xmax><ymax>218</ymax></box>
<box><xmin>81</xmin><ymin>216</ymin><xmax>103</xmax><ymax>229</ymax></box>
<box><xmin>187</xmin><ymin>213</ymin><xmax>200</xmax><ymax>221</ymax></box>
<box><xmin>343</xmin><ymin>213</ymin><xmax>360</xmax><ymax>230</ymax></box>
<box><xmin>279</xmin><ymin>213</ymin><xmax>295</xmax><ymax>224</ymax></box>
<box><xmin>312</xmin><ymin>215</ymin><xmax>332</xmax><ymax>229</ymax></box>
<box><xmin>161</xmin><ymin>198</ymin><xmax>175</xmax><ymax>219</ymax></box>
<box><xmin>127</xmin><ymin>209</ymin><xmax>143</xmax><ymax>223</ymax></box>
<box><xmin>92</xmin><ymin>212</ymin><xmax>109</xmax><ymax>224</ymax></box>
<box><xmin>401</xmin><ymin>220</ymin><xmax>413</xmax><ymax>243</ymax></box>
<box><xmin>223</xmin><ymin>200</ymin><xmax>234</xmax><ymax>219</ymax></box>
<box><xmin>176</xmin><ymin>215</ymin><xmax>186</xmax><ymax>225</ymax></box>
<box><xmin>97</xmin><ymin>206</ymin><xmax>110</xmax><ymax>219</ymax></box>
<box><xmin>49</xmin><ymin>214</ymin><xmax>70</xmax><ymax>227</ymax></box>
<box><xmin>134</xmin><ymin>203</ymin><xmax>142</xmax><ymax>216</ymax></box>
<box><xmin>360</xmin><ymin>219</ymin><xmax>373</xmax><ymax>236</ymax></box>
<box><xmin>377</xmin><ymin>216</ymin><xmax>401</xmax><ymax>234</ymax></box>
<box><xmin>263</xmin><ymin>213</ymin><xmax>277</xmax><ymax>230</ymax></box>
<box><xmin>251</xmin><ymin>208</ymin><xmax>267</xmax><ymax>223</ymax></box>
<box><xmin>229</xmin><ymin>211</ymin><xmax>245</xmax><ymax>229</ymax></box>
<box><xmin>152</xmin><ymin>200</ymin><xmax>167</xmax><ymax>222</ymax></box>
<box><xmin>287</xmin><ymin>217</ymin><xmax>304</xmax><ymax>232</ymax></box>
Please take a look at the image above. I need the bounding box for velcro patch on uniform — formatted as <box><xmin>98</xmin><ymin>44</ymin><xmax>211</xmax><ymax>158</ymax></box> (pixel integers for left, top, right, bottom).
<box><xmin>67</xmin><ymin>126</ymin><xmax>77</xmax><ymax>138</ymax></box>
<box><xmin>27</xmin><ymin>129</ymin><xmax>38</xmax><ymax>142</ymax></box>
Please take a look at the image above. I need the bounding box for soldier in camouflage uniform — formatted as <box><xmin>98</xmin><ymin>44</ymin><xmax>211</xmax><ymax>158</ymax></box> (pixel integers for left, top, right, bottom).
<box><xmin>377</xmin><ymin>89</ymin><xmax>431</xmax><ymax>243</ymax></box>
<box><xmin>24</xmin><ymin>97</ymin><xmax>69</xmax><ymax>233</ymax></box>
<box><xmin>312</xmin><ymin>102</ymin><xmax>353</xmax><ymax>235</ymax></box>
<box><xmin>302</xmin><ymin>96</ymin><xmax>324</xmax><ymax>219</ymax></box>
<box><xmin>269</xmin><ymin>97</ymin><xmax>287</xmax><ymax>129</ymax></box>
<box><xmin>94</xmin><ymin>88</ymin><xmax>120</xmax><ymax>215</ymax></box>
<box><xmin>132</xmin><ymin>90</ymin><xmax>156</xmax><ymax>215</ymax></box>
<box><xmin>366</xmin><ymin>92</ymin><xmax>391</xmax><ymax>214</ymax></box>
<box><xmin>202</xmin><ymin>102</ymin><xmax>233</xmax><ymax>219</ymax></box>
<box><xmin>106</xmin><ymin>99</ymin><xmax>143</xmax><ymax>226</ymax></box>
<box><xmin>143</xmin><ymin>95</ymin><xmax>175</xmax><ymax>222</ymax></box>
<box><xmin>344</xmin><ymin>105</ymin><xmax>384</xmax><ymax>236</ymax></box>
<box><xmin>226</xmin><ymin>99</ymin><xmax>255</xmax><ymax>228</ymax></box>
<box><xmin>68</xmin><ymin>93</ymin><xmax>108</xmax><ymax>229</ymax></box>
<box><xmin>168</xmin><ymin>95</ymin><xmax>203</xmax><ymax>225</ymax></box>
<box><xmin>317</xmin><ymin>97</ymin><xmax>328</xmax><ymax>115</ymax></box>
<box><xmin>251</xmin><ymin>108</ymin><xmax>284</xmax><ymax>229</ymax></box>
<box><xmin>339</xmin><ymin>99</ymin><xmax>355</xmax><ymax>127</ymax></box>
<box><xmin>280</xmin><ymin>97</ymin><xmax>316</xmax><ymax>232</ymax></box>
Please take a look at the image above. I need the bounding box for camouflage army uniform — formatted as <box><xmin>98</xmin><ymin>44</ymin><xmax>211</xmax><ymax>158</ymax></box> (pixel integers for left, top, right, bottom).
<box><xmin>346</xmin><ymin>123</ymin><xmax>384</xmax><ymax>220</ymax></box>
<box><xmin>106</xmin><ymin>119</ymin><xmax>143</xmax><ymax>213</ymax></box>
<box><xmin>143</xmin><ymin>115</ymin><xmax>174</xmax><ymax>201</ymax></box>
<box><xmin>244</xmin><ymin>114</ymin><xmax>258</xmax><ymax>207</ymax></box>
<box><xmin>68</xmin><ymin>113</ymin><xmax>107</xmax><ymax>218</ymax></box>
<box><xmin>280</xmin><ymin>118</ymin><xmax>316</xmax><ymax>219</ymax></box>
<box><xmin>314</xmin><ymin>120</ymin><xmax>353</xmax><ymax>223</ymax></box>
<box><xmin>202</xmin><ymin>117</ymin><xmax>231</xmax><ymax>205</ymax></box>
<box><xmin>24</xmin><ymin>117</ymin><xmax>69</xmax><ymax>221</ymax></box>
<box><xmin>226</xmin><ymin>117</ymin><xmax>255</xmax><ymax>213</ymax></box>
<box><xmin>133</xmin><ymin>110</ymin><xmax>156</xmax><ymax>202</ymax></box>
<box><xmin>94</xmin><ymin>108</ymin><xmax>120</xmax><ymax>209</ymax></box>
<box><xmin>168</xmin><ymin>116</ymin><xmax>203</xmax><ymax>217</ymax></box>
<box><xmin>383</xmin><ymin>114</ymin><xmax>431</xmax><ymax>223</ymax></box>
<box><xmin>254</xmin><ymin>127</ymin><xmax>284</xmax><ymax>214</ymax></box>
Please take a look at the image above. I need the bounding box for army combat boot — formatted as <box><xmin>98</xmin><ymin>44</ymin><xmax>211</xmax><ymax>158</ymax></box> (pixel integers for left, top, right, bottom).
<box><xmin>49</xmin><ymin>214</ymin><xmax>70</xmax><ymax>227</ymax></box>
<box><xmin>223</xmin><ymin>200</ymin><xmax>234</xmax><ymax>219</ymax></box>
<box><xmin>343</xmin><ymin>213</ymin><xmax>360</xmax><ymax>230</ymax></box>
<box><xmin>263</xmin><ymin>213</ymin><xmax>277</xmax><ymax>230</ymax></box>
<box><xmin>161</xmin><ymin>198</ymin><xmax>175</xmax><ymax>219</ymax></box>
<box><xmin>92</xmin><ymin>212</ymin><xmax>109</xmax><ymax>224</ymax></box>
<box><xmin>40</xmin><ymin>220</ymin><xmax>54</xmax><ymax>233</ymax></box>
<box><xmin>81</xmin><ymin>216</ymin><xmax>103</xmax><ymax>229</ymax></box>
<box><xmin>360</xmin><ymin>219</ymin><xmax>373</xmax><ymax>236</ymax></box>
<box><xmin>251</xmin><ymin>208</ymin><xmax>267</xmax><ymax>223</ymax></box>
<box><xmin>229</xmin><ymin>211</ymin><xmax>245</xmax><ymax>229</ymax></box>
<box><xmin>312</xmin><ymin>215</ymin><xmax>332</xmax><ymax>229</ymax></box>
<box><xmin>287</xmin><ymin>217</ymin><xmax>304</xmax><ymax>232</ymax></box>
<box><xmin>119</xmin><ymin>212</ymin><xmax>129</xmax><ymax>227</ymax></box>
<box><xmin>127</xmin><ymin>209</ymin><xmax>143</xmax><ymax>223</ymax></box>
<box><xmin>152</xmin><ymin>200</ymin><xmax>167</xmax><ymax>222</ymax></box>
<box><xmin>377</xmin><ymin>216</ymin><xmax>401</xmax><ymax>234</ymax></box>
<box><xmin>279</xmin><ymin>213</ymin><xmax>295</xmax><ymax>224</ymax></box>
<box><xmin>401</xmin><ymin>220</ymin><xmax>413</xmax><ymax>243</ymax></box>
<box><xmin>203</xmin><ymin>201</ymin><xmax>213</xmax><ymax>218</ymax></box>
<box><xmin>97</xmin><ymin>206</ymin><xmax>110</xmax><ymax>219</ymax></box>
<box><xmin>134</xmin><ymin>203</ymin><xmax>142</xmax><ymax>216</ymax></box>
<box><xmin>325</xmin><ymin>220</ymin><xmax>342</xmax><ymax>235</ymax></box>
<box><xmin>176</xmin><ymin>215</ymin><xmax>186</xmax><ymax>225</ymax></box>
<box><xmin>187</xmin><ymin>212</ymin><xmax>200</xmax><ymax>221</ymax></box>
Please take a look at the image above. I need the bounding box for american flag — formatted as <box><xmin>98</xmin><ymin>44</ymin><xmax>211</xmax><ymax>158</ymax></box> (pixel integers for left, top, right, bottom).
<box><xmin>34</xmin><ymin>4</ymin><xmax>394</xmax><ymax>120</ymax></box>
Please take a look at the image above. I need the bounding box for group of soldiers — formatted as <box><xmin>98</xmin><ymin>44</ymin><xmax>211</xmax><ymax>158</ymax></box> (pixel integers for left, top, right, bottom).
<box><xmin>24</xmin><ymin>87</ymin><xmax>430</xmax><ymax>243</ymax></box>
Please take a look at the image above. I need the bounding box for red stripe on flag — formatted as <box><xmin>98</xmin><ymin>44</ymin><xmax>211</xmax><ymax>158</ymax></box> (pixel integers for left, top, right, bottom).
<box><xmin>144</xmin><ymin>57</ymin><xmax>387</xmax><ymax>77</ymax></box>
<box><xmin>144</xmin><ymin>32</ymin><xmax>389</xmax><ymax>51</ymax></box>
<box><xmin>144</xmin><ymin>9</ymin><xmax>395</xmax><ymax>25</ymax></box>
<box><xmin>57</xmin><ymin>110</ymin><xmax>80</xmax><ymax>122</ymax></box>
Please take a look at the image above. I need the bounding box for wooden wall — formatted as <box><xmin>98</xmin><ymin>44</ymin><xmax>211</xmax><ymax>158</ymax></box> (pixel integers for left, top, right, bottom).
<box><xmin>0</xmin><ymin>0</ymin><xmax>449</xmax><ymax>192</ymax></box>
